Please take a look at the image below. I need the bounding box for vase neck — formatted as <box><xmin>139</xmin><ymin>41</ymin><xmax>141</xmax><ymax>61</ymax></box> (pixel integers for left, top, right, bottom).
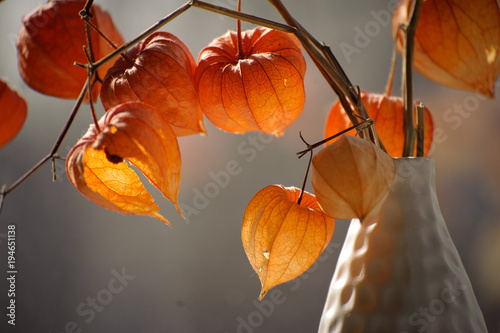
<box><xmin>390</xmin><ymin>158</ymin><xmax>436</xmax><ymax>196</ymax></box>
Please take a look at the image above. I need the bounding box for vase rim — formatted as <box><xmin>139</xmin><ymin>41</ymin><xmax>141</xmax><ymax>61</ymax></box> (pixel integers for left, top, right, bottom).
<box><xmin>392</xmin><ymin>157</ymin><xmax>434</xmax><ymax>161</ymax></box>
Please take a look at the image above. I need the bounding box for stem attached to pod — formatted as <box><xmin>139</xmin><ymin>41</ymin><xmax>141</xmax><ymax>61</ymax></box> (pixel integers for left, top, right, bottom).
<box><xmin>236</xmin><ymin>0</ymin><xmax>244</xmax><ymax>59</ymax></box>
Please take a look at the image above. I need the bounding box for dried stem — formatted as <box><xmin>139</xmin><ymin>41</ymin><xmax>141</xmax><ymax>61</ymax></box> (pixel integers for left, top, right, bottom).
<box><xmin>0</xmin><ymin>81</ymin><xmax>88</xmax><ymax>215</ymax></box>
<box><xmin>191</xmin><ymin>0</ymin><xmax>291</xmax><ymax>31</ymax></box>
<box><xmin>236</xmin><ymin>0</ymin><xmax>244</xmax><ymax>59</ymax></box>
<box><xmin>82</xmin><ymin>17</ymin><xmax>116</xmax><ymax>49</ymax></box>
<box><xmin>84</xmin><ymin>20</ymin><xmax>96</xmax><ymax>64</ymax></box>
<box><xmin>88</xmin><ymin>82</ymin><xmax>100</xmax><ymax>131</ymax></box>
<box><xmin>297</xmin><ymin>136</ymin><xmax>313</xmax><ymax>206</ymax></box>
<box><xmin>81</xmin><ymin>16</ymin><xmax>135</xmax><ymax>66</ymax></box>
<box><xmin>416</xmin><ymin>103</ymin><xmax>425</xmax><ymax>157</ymax></box>
<box><xmin>79</xmin><ymin>0</ymin><xmax>94</xmax><ymax>18</ymax></box>
<box><xmin>385</xmin><ymin>36</ymin><xmax>399</xmax><ymax>97</ymax></box>
<box><xmin>402</xmin><ymin>0</ymin><xmax>423</xmax><ymax>157</ymax></box>
<box><xmin>81</xmin><ymin>4</ymin><xmax>103</xmax><ymax>133</ymax></box>
<box><xmin>296</xmin><ymin>118</ymin><xmax>374</xmax><ymax>158</ymax></box>
<box><xmin>82</xmin><ymin>45</ymin><xmax>101</xmax><ymax>132</ymax></box>
<box><xmin>51</xmin><ymin>155</ymin><xmax>65</xmax><ymax>182</ymax></box>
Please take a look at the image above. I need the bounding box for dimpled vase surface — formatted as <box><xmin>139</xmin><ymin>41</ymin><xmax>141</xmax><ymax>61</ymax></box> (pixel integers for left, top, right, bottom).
<box><xmin>318</xmin><ymin>158</ymin><xmax>487</xmax><ymax>333</ymax></box>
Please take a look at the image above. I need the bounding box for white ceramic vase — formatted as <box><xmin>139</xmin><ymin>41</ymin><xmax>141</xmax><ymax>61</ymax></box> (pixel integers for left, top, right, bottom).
<box><xmin>318</xmin><ymin>158</ymin><xmax>488</xmax><ymax>333</ymax></box>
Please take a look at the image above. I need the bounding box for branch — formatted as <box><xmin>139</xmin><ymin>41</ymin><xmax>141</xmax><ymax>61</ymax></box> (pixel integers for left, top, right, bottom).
<box><xmin>1</xmin><ymin>0</ymin><xmax>394</xmax><ymax>218</ymax></box>
<box><xmin>0</xmin><ymin>81</ymin><xmax>88</xmax><ymax>216</ymax></box>
<box><xmin>297</xmin><ymin>141</ymin><xmax>313</xmax><ymax>206</ymax></box>
<box><xmin>402</xmin><ymin>0</ymin><xmax>423</xmax><ymax>157</ymax></box>
<box><xmin>385</xmin><ymin>34</ymin><xmax>399</xmax><ymax>97</ymax></box>
<box><xmin>296</xmin><ymin>118</ymin><xmax>374</xmax><ymax>158</ymax></box>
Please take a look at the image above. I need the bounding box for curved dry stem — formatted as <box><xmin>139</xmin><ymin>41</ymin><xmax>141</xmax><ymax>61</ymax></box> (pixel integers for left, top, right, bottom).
<box><xmin>385</xmin><ymin>27</ymin><xmax>401</xmax><ymax>97</ymax></box>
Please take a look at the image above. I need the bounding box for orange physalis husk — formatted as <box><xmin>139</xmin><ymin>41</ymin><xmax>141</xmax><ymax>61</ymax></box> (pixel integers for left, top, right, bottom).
<box><xmin>16</xmin><ymin>0</ymin><xmax>124</xmax><ymax>102</ymax></box>
<box><xmin>195</xmin><ymin>27</ymin><xmax>306</xmax><ymax>136</ymax></box>
<box><xmin>311</xmin><ymin>135</ymin><xmax>396</xmax><ymax>220</ymax></box>
<box><xmin>325</xmin><ymin>91</ymin><xmax>434</xmax><ymax>157</ymax></box>
<box><xmin>392</xmin><ymin>0</ymin><xmax>500</xmax><ymax>98</ymax></box>
<box><xmin>0</xmin><ymin>80</ymin><xmax>27</xmax><ymax>149</ymax></box>
<box><xmin>65</xmin><ymin>102</ymin><xmax>182</xmax><ymax>224</ymax></box>
<box><xmin>100</xmin><ymin>31</ymin><xmax>205</xmax><ymax>137</ymax></box>
<box><xmin>242</xmin><ymin>185</ymin><xmax>335</xmax><ymax>300</ymax></box>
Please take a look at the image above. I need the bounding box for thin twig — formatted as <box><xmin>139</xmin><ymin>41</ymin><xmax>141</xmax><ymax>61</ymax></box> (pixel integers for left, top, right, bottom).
<box><xmin>191</xmin><ymin>0</ymin><xmax>294</xmax><ymax>32</ymax></box>
<box><xmin>84</xmin><ymin>20</ymin><xmax>96</xmax><ymax>64</ymax></box>
<box><xmin>416</xmin><ymin>103</ymin><xmax>425</xmax><ymax>157</ymax></box>
<box><xmin>82</xmin><ymin>45</ymin><xmax>101</xmax><ymax>132</ymax></box>
<box><xmin>385</xmin><ymin>35</ymin><xmax>399</xmax><ymax>97</ymax></box>
<box><xmin>81</xmin><ymin>2</ymin><xmax>103</xmax><ymax>133</ymax></box>
<box><xmin>296</xmin><ymin>118</ymin><xmax>374</xmax><ymax>158</ymax></box>
<box><xmin>297</xmin><ymin>140</ymin><xmax>313</xmax><ymax>206</ymax></box>
<box><xmin>88</xmin><ymin>83</ymin><xmax>100</xmax><ymax>131</ymax></box>
<box><xmin>0</xmin><ymin>81</ymin><xmax>88</xmax><ymax>216</ymax></box>
<box><xmin>82</xmin><ymin>16</ymin><xmax>135</xmax><ymax>66</ymax></box>
<box><xmin>402</xmin><ymin>0</ymin><xmax>423</xmax><ymax>157</ymax></box>
<box><xmin>52</xmin><ymin>156</ymin><xmax>59</xmax><ymax>182</ymax></box>
<box><xmin>79</xmin><ymin>0</ymin><xmax>94</xmax><ymax>18</ymax></box>
<box><xmin>82</xmin><ymin>17</ymin><xmax>117</xmax><ymax>49</ymax></box>
<box><xmin>236</xmin><ymin>0</ymin><xmax>243</xmax><ymax>59</ymax></box>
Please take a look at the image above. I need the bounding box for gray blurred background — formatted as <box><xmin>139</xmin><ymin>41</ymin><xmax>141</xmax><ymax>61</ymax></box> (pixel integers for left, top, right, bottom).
<box><xmin>1</xmin><ymin>0</ymin><xmax>499</xmax><ymax>332</ymax></box>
